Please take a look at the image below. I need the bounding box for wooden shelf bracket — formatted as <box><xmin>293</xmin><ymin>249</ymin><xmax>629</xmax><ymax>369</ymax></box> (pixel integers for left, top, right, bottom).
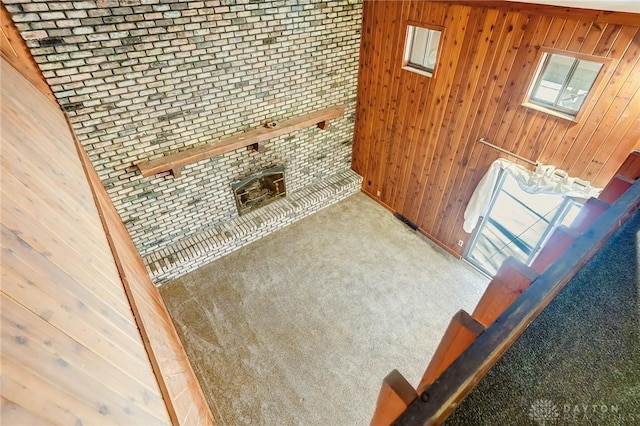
<box><xmin>136</xmin><ymin>106</ymin><xmax>345</xmax><ymax>178</ymax></box>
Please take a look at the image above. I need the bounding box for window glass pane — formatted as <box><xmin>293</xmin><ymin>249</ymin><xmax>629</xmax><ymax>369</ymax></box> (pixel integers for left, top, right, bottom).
<box><xmin>464</xmin><ymin>173</ymin><xmax>565</xmax><ymax>276</ymax></box>
<box><xmin>558</xmin><ymin>59</ymin><xmax>603</xmax><ymax>113</ymax></box>
<box><xmin>409</xmin><ymin>27</ymin><xmax>429</xmax><ymax>66</ymax></box>
<box><xmin>560</xmin><ymin>201</ymin><xmax>583</xmax><ymax>227</ymax></box>
<box><xmin>424</xmin><ymin>30</ymin><xmax>441</xmax><ymax>70</ymax></box>
<box><xmin>527</xmin><ymin>51</ymin><xmax>604</xmax><ymax>118</ymax></box>
<box><xmin>532</xmin><ymin>54</ymin><xmax>575</xmax><ymax>104</ymax></box>
<box><xmin>406</xmin><ymin>26</ymin><xmax>441</xmax><ymax>74</ymax></box>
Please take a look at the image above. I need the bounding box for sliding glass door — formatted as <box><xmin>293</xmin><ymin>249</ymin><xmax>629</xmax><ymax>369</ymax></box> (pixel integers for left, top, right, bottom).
<box><xmin>464</xmin><ymin>170</ymin><xmax>583</xmax><ymax>277</ymax></box>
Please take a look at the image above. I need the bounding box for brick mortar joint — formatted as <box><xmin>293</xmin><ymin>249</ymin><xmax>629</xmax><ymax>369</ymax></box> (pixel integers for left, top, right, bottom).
<box><xmin>146</xmin><ymin>169</ymin><xmax>362</xmax><ymax>285</ymax></box>
<box><xmin>6</xmin><ymin>0</ymin><xmax>364</xmax><ymax>257</ymax></box>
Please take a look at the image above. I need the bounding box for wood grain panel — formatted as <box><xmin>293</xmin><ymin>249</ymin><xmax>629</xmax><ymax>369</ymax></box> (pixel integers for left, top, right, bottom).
<box><xmin>437</xmin><ymin>10</ymin><xmax>530</xmax><ymax>246</ymax></box>
<box><xmin>419</xmin><ymin>7</ymin><xmax>495</xmax><ymax>233</ymax></box>
<box><xmin>1</xmin><ymin>396</ymin><xmax>53</xmax><ymax>426</ymax></box>
<box><xmin>441</xmin><ymin>1</ymin><xmax>640</xmax><ymax>26</ymax></box>
<box><xmin>1</xmin><ymin>232</ymin><xmax>156</xmax><ymax>374</ymax></box>
<box><xmin>1</xmin><ymin>295</ymin><xmax>168</xmax><ymax>425</ymax></box>
<box><xmin>352</xmin><ymin>0</ymin><xmax>640</xmax><ymax>256</ymax></box>
<box><xmin>0</xmin><ymin>57</ymin><xmax>172</xmax><ymax>425</ymax></box>
<box><xmin>0</xmin><ymin>3</ymin><xmax>55</xmax><ymax>103</ymax></box>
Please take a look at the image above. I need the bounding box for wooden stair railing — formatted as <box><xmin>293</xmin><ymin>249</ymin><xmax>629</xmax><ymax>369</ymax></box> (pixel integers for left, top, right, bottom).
<box><xmin>528</xmin><ymin>152</ymin><xmax>640</xmax><ymax>275</ymax></box>
<box><xmin>471</xmin><ymin>257</ymin><xmax>538</xmax><ymax>328</ymax></box>
<box><xmin>371</xmin><ymin>370</ymin><xmax>419</xmax><ymax>426</ymax></box>
<box><xmin>371</xmin><ymin>311</ymin><xmax>484</xmax><ymax>426</ymax></box>
<box><xmin>396</xmin><ymin>182</ymin><xmax>640</xmax><ymax>425</ymax></box>
<box><xmin>421</xmin><ymin>257</ymin><xmax>539</xmax><ymax>390</ymax></box>
<box><xmin>530</xmin><ymin>226</ymin><xmax>579</xmax><ymax>274</ymax></box>
<box><xmin>615</xmin><ymin>151</ymin><xmax>640</xmax><ymax>181</ymax></box>
<box><xmin>569</xmin><ymin>197</ymin><xmax>610</xmax><ymax>233</ymax></box>
<box><xmin>418</xmin><ymin>310</ymin><xmax>485</xmax><ymax>391</ymax></box>
<box><xmin>136</xmin><ymin>106</ymin><xmax>344</xmax><ymax>177</ymax></box>
<box><xmin>372</xmin><ymin>258</ymin><xmax>536</xmax><ymax>425</ymax></box>
<box><xmin>598</xmin><ymin>174</ymin><xmax>634</xmax><ymax>204</ymax></box>
<box><xmin>371</xmin><ymin>151</ymin><xmax>640</xmax><ymax>426</ymax></box>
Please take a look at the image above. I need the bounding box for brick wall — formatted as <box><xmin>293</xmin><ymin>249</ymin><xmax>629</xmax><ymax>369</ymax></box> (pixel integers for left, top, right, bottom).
<box><xmin>6</xmin><ymin>0</ymin><xmax>363</xmax><ymax>272</ymax></box>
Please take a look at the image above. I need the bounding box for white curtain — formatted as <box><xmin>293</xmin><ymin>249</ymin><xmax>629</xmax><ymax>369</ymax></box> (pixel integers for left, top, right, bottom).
<box><xmin>463</xmin><ymin>158</ymin><xmax>601</xmax><ymax>233</ymax></box>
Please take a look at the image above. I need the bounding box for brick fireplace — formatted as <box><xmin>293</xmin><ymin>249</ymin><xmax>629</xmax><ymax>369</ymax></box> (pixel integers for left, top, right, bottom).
<box><xmin>232</xmin><ymin>166</ymin><xmax>286</xmax><ymax>215</ymax></box>
<box><xmin>6</xmin><ymin>0</ymin><xmax>364</xmax><ymax>284</ymax></box>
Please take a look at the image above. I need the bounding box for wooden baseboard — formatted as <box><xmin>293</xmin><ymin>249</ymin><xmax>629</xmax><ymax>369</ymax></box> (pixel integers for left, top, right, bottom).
<box><xmin>417</xmin><ymin>228</ymin><xmax>463</xmax><ymax>259</ymax></box>
<box><xmin>359</xmin><ymin>188</ymin><xmax>463</xmax><ymax>259</ymax></box>
<box><xmin>360</xmin><ymin>187</ymin><xmax>395</xmax><ymax>213</ymax></box>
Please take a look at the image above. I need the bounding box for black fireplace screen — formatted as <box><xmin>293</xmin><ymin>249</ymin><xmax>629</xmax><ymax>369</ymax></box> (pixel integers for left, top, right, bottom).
<box><xmin>232</xmin><ymin>166</ymin><xmax>286</xmax><ymax>215</ymax></box>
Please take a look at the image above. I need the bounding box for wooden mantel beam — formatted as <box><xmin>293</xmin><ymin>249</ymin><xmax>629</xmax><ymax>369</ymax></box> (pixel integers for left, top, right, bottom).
<box><xmin>136</xmin><ymin>106</ymin><xmax>345</xmax><ymax>177</ymax></box>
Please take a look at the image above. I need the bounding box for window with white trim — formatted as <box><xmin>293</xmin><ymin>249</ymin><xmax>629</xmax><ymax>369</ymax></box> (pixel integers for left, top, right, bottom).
<box><xmin>525</xmin><ymin>52</ymin><xmax>604</xmax><ymax>119</ymax></box>
<box><xmin>403</xmin><ymin>25</ymin><xmax>442</xmax><ymax>77</ymax></box>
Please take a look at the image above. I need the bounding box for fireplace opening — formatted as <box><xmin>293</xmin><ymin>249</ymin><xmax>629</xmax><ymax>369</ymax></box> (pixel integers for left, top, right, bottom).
<box><xmin>232</xmin><ymin>166</ymin><xmax>286</xmax><ymax>215</ymax></box>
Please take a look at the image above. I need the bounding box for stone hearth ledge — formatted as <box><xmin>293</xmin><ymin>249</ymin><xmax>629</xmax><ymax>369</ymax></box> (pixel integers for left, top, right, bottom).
<box><xmin>144</xmin><ymin>169</ymin><xmax>363</xmax><ymax>285</ymax></box>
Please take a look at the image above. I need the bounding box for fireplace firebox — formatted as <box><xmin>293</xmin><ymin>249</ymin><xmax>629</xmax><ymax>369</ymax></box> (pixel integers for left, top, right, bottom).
<box><xmin>232</xmin><ymin>166</ymin><xmax>286</xmax><ymax>215</ymax></box>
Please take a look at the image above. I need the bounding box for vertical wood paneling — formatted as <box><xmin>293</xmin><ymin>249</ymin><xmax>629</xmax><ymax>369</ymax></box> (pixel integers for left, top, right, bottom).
<box><xmin>385</xmin><ymin>1</ymin><xmax>427</xmax><ymax>208</ymax></box>
<box><xmin>593</xmin><ymin>87</ymin><xmax>640</xmax><ymax>183</ymax></box>
<box><xmin>419</xmin><ymin>7</ymin><xmax>494</xmax><ymax>233</ymax></box>
<box><xmin>1</xmin><ymin>396</ymin><xmax>53</xmax><ymax>425</ymax></box>
<box><xmin>1</xmin><ymin>58</ymin><xmax>172</xmax><ymax>424</ymax></box>
<box><xmin>382</xmin><ymin>2</ymin><xmax>417</xmax><ymax>205</ymax></box>
<box><xmin>403</xmin><ymin>5</ymin><xmax>472</xmax><ymax>220</ymax></box>
<box><xmin>368</xmin><ymin>0</ymin><xmax>401</xmax><ymax>203</ymax></box>
<box><xmin>352</xmin><ymin>0</ymin><xmax>640</xmax><ymax>256</ymax></box>
<box><xmin>437</xmin><ymin>11</ymin><xmax>529</xmax><ymax>246</ymax></box>
<box><xmin>350</xmin><ymin>0</ymin><xmax>373</xmax><ymax>176</ymax></box>
<box><xmin>572</xmin><ymin>30</ymin><xmax>640</xmax><ymax>177</ymax></box>
<box><xmin>1</xmin><ymin>295</ymin><xmax>167</xmax><ymax>425</ymax></box>
<box><xmin>438</xmin><ymin>11</ymin><xmax>533</xmax><ymax>250</ymax></box>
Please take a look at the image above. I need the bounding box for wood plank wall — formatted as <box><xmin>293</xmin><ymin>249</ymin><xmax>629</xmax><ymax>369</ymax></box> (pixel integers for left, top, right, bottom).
<box><xmin>352</xmin><ymin>0</ymin><xmax>640</xmax><ymax>256</ymax></box>
<box><xmin>0</xmin><ymin>3</ymin><xmax>56</xmax><ymax>103</ymax></box>
<box><xmin>1</xmin><ymin>12</ymin><xmax>215</xmax><ymax>423</ymax></box>
<box><xmin>1</xmin><ymin>58</ymin><xmax>172</xmax><ymax>425</ymax></box>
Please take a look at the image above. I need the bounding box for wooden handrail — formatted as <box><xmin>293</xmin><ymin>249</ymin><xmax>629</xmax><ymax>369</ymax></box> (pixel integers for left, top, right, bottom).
<box><xmin>371</xmin><ymin>370</ymin><xmax>418</xmax><ymax>426</ymax></box>
<box><xmin>136</xmin><ymin>106</ymin><xmax>345</xmax><ymax>177</ymax></box>
<box><xmin>417</xmin><ymin>310</ymin><xmax>484</xmax><ymax>392</ymax></box>
<box><xmin>392</xmin><ymin>179</ymin><xmax>640</xmax><ymax>425</ymax></box>
<box><xmin>471</xmin><ymin>257</ymin><xmax>537</xmax><ymax>328</ymax></box>
<box><xmin>530</xmin><ymin>226</ymin><xmax>578</xmax><ymax>274</ymax></box>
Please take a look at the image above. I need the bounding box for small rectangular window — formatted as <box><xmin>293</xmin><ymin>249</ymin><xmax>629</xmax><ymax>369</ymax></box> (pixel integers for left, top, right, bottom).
<box><xmin>525</xmin><ymin>51</ymin><xmax>605</xmax><ymax>120</ymax></box>
<box><xmin>403</xmin><ymin>25</ymin><xmax>442</xmax><ymax>77</ymax></box>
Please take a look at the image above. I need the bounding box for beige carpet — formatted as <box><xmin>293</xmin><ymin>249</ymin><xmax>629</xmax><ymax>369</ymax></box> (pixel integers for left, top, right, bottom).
<box><xmin>159</xmin><ymin>192</ymin><xmax>488</xmax><ymax>425</ymax></box>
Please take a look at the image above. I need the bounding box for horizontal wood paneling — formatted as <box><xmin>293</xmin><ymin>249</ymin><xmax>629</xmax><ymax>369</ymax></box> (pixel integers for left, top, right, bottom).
<box><xmin>352</xmin><ymin>0</ymin><xmax>640</xmax><ymax>256</ymax></box>
<box><xmin>1</xmin><ymin>58</ymin><xmax>172</xmax><ymax>425</ymax></box>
